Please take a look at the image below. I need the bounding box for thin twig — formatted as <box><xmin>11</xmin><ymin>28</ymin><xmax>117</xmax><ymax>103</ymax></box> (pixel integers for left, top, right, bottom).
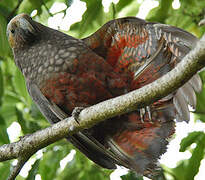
<box><xmin>7</xmin><ymin>0</ymin><xmax>23</xmax><ymax>21</ymax></box>
<box><xmin>8</xmin><ymin>155</ymin><xmax>32</xmax><ymax>180</ymax></box>
<box><xmin>41</xmin><ymin>0</ymin><xmax>53</xmax><ymax>17</ymax></box>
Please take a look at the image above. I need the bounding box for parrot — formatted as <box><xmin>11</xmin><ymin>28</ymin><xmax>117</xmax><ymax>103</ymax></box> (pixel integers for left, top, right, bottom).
<box><xmin>7</xmin><ymin>13</ymin><xmax>202</xmax><ymax>176</ymax></box>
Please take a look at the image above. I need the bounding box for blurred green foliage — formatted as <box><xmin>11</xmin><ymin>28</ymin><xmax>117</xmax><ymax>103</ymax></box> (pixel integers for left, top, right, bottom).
<box><xmin>0</xmin><ymin>0</ymin><xmax>204</xmax><ymax>180</ymax></box>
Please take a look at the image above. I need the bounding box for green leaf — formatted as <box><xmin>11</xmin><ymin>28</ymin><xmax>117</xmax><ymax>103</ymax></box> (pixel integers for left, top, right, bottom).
<box><xmin>28</xmin><ymin>0</ymin><xmax>44</xmax><ymax>15</ymax></box>
<box><xmin>0</xmin><ymin>0</ymin><xmax>17</xmax><ymax>9</ymax></box>
<box><xmin>0</xmin><ymin>15</ymin><xmax>10</xmax><ymax>57</ymax></box>
<box><xmin>16</xmin><ymin>175</ymin><xmax>26</xmax><ymax>180</ymax></box>
<box><xmin>0</xmin><ymin>114</ymin><xmax>5</xmax><ymax>125</ymax></box>
<box><xmin>38</xmin><ymin>145</ymin><xmax>68</xmax><ymax>180</ymax></box>
<box><xmin>0</xmin><ymin>162</ymin><xmax>10</xmax><ymax>180</ymax></box>
<box><xmin>121</xmin><ymin>171</ymin><xmax>143</xmax><ymax>180</ymax></box>
<box><xmin>0</xmin><ymin>58</ymin><xmax>16</xmax><ymax>86</ymax></box>
<box><xmin>57</xmin><ymin>148</ymin><xmax>112</xmax><ymax>180</ymax></box>
<box><xmin>0</xmin><ymin>115</ymin><xmax>10</xmax><ymax>145</ymax></box>
<box><xmin>67</xmin><ymin>0</ymin><xmax>74</xmax><ymax>7</ymax></box>
<box><xmin>69</xmin><ymin>0</ymin><xmax>105</xmax><ymax>38</ymax></box>
<box><xmin>162</xmin><ymin>0</ymin><xmax>205</xmax><ymax>37</ymax></box>
<box><xmin>30</xmin><ymin>103</ymin><xmax>45</xmax><ymax>120</ymax></box>
<box><xmin>3</xmin><ymin>92</ymin><xmax>21</xmax><ymax>105</ymax></box>
<box><xmin>194</xmin><ymin>112</ymin><xmax>205</xmax><ymax>123</ymax></box>
<box><xmin>115</xmin><ymin>0</ymin><xmax>134</xmax><ymax>13</ymax></box>
<box><xmin>168</xmin><ymin>161</ymin><xmax>187</xmax><ymax>180</ymax></box>
<box><xmin>69</xmin><ymin>0</ymin><xmax>140</xmax><ymax>38</ymax></box>
<box><xmin>115</xmin><ymin>0</ymin><xmax>140</xmax><ymax>17</ymax></box>
<box><xmin>146</xmin><ymin>0</ymin><xmax>173</xmax><ymax>23</ymax></box>
<box><xmin>171</xmin><ymin>133</ymin><xmax>205</xmax><ymax>180</ymax></box>
<box><xmin>0</xmin><ymin>104</ymin><xmax>17</xmax><ymax>125</ymax></box>
<box><xmin>0</xmin><ymin>5</ymin><xmax>10</xmax><ymax>19</ymax></box>
<box><xmin>16</xmin><ymin>107</ymin><xmax>41</xmax><ymax>134</ymax></box>
<box><xmin>194</xmin><ymin>71</ymin><xmax>205</xmax><ymax>122</ymax></box>
<box><xmin>184</xmin><ymin>134</ymin><xmax>205</xmax><ymax>180</ymax></box>
<box><xmin>180</xmin><ymin>131</ymin><xmax>204</xmax><ymax>152</ymax></box>
<box><xmin>18</xmin><ymin>0</ymin><xmax>36</xmax><ymax>15</ymax></box>
<box><xmin>15</xmin><ymin>107</ymin><xmax>28</xmax><ymax>134</ymax></box>
<box><xmin>13</xmin><ymin>68</ymin><xmax>32</xmax><ymax>106</ymax></box>
<box><xmin>0</xmin><ymin>65</ymin><xmax>4</xmax><ymax>105</ymax></box>
<box><xmin>26</xmin><ymin>159</ymin><xmax>40</xmax><ymax>180</ymax></box>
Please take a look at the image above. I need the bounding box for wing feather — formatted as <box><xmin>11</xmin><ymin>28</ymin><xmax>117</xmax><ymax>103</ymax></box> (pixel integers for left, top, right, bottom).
<box><xmin>27</xmin><ymin>82</ymin><xmax>125</xmax><ymax>169</ymax></box>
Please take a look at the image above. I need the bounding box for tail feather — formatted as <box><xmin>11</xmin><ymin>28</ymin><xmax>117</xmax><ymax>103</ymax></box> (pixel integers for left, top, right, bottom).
<box><xmin>173</xmin><ymin>90</ymin><xmax>190</xmax><ymax>122</ymax></box>
<box><xmin>189</xmin><ymin>75</ymin><xmax>202</xmax><ymax>93</ymax></box>
<box><xmin>105</xmin><ymin>108</ymin><xmax>175</xmax><ymax>174</ymax></box>
<box><xmin>69</xmin><ymin>133</ymin><xmax>117</xmax><ymax>169</ymax></box>
<box><xmin>180</xmin><ymin>83</ymin><xmax>197</xmax><ymax>108</ymax></box>
<box><xmin>107</xmin><ymin>121</ymin><xmax>175</xmax><ymax>173</ymax></box>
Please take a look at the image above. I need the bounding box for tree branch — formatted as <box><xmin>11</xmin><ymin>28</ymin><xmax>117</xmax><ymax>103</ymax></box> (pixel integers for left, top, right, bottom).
<box><xmin>7</xmin><ymin>0</ymin><xmax>23</xmax><ymax>21</ymax></box>
<box><xmin>0</xmin><ymin>35</ymin><xmax>205</xmax><ymax>179</ymax></box>
<box><xmin>8</xmin><ymin>155</ymin><xmax>31</xmax><ymax>180</ymax></box>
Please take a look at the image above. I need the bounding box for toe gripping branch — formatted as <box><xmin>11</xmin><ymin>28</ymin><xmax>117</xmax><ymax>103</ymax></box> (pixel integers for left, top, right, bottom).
<box><xmin>140</xmin><ymin>106</ymin><xmax>152</xmax><ymax>123</ymax></box>
<box><xmin>72</xmin><ymin>107</ymin><xmax>85</xmax><ymax>124</ymax></box>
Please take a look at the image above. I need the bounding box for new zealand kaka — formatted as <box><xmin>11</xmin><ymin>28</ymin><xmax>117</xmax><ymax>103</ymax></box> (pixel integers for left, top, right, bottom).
<box><xmin>7</xmin><ymin>14</ymin><xmax>202</xmax><ymax>176</ymax></box>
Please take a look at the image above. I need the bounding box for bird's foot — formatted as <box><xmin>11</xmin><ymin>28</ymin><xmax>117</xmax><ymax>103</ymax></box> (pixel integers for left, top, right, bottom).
<box><xmin>72</xmin><ymin>107</ymin><xmax>85</xmax><ymax>124</ymax></box>
<box><xmin>146</xmin><ymin>106</ymin><xmax>152</xmax><ymax>123</ymax></box>
<box><xmin>140</xmin><ymin>106</ymin><xmax>152</xmax><ymax>123</ymax></box>
<box><xmin>140</xmin><ymin>108</ymin><xmax>146</xmax><ymax>123</ymax></box>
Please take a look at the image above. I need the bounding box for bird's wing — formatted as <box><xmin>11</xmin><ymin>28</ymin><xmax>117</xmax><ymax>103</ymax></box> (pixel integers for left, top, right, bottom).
<box><xmin>83</xmin><ymin>17</ymin><xmax>202</xmax><ymax>122</ymax></box>
<box><xmin>26</xmin><ymin>80</ymin><xmax>129</xmax><ymax>169</ymax></box>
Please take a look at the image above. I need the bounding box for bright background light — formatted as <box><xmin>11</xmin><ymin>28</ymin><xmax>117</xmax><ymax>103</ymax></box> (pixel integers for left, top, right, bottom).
<box><xmin>6</xmin><ymin>0</ymin><xmax>205</xmax><ymax>180</ymax></box>
<box><xmin>137</xmin><ymin>0</ymin><xmax>159</xmax><ymax>19</ymax></box>
<box><xmin>48</xmin><ymin>0</ymin><xmax>86</xmax><ymax>31</ymax></box>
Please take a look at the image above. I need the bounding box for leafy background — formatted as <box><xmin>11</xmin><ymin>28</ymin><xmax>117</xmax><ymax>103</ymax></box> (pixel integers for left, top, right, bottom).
<box><xmin>0</xmin><ymin>0</ymin><xmax>205</xmax><ymax>180</ymax></box>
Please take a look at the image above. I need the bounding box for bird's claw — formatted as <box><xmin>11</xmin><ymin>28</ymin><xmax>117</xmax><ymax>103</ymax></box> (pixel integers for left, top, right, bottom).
<box><xmin>140</xmin><ymin>106</ymin><xmax>152</xmax><ymax>123</ymax></box>
<box><xmin>72</xmin><ymin>107</ymin><xmax>84</xmax><ymax>124</ymax></box>
<box><xmin>140</xmin><ymin>108</ymin><xmax>146</xmax><ymax>123</ymax></box>
<box><xmin>146</xmin><ymin>106</ymin><xmax>152</xmax><ymax>122</ymax></box>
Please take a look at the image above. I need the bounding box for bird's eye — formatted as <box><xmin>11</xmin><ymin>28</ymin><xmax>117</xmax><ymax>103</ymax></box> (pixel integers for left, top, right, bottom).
<box><xmin>10</xmin><ymin>29</ymin><xmax>15</xmax><ymax>34</ymax></box>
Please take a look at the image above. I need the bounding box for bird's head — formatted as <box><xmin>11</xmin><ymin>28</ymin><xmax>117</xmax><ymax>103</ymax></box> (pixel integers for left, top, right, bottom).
<box><xmin>7</xmin><ymin>13</ymin><xmax>39</xmax><ymax>49</ymax></box>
